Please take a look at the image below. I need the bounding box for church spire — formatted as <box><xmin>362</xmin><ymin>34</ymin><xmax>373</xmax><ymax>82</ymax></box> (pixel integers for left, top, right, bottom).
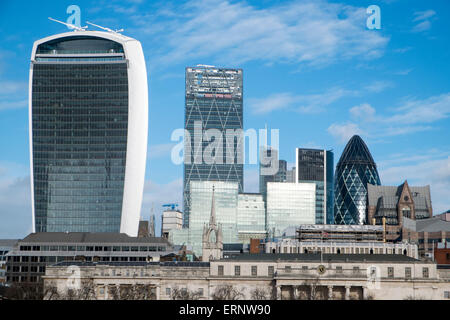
<box><xmin>209</xmin><ymin>186</ymin><xmax>217</xmax><ymax>227</ymax></box>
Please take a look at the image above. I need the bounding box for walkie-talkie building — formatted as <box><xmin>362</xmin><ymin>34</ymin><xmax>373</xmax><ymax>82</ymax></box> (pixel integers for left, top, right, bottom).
<box><xmin>334</xmin><ymin>135</ymin><xmax>381</xmax><ymax>225</ymax></box>
<box><xmin>29</xmin><ymin>30</ymin><xmax>148</xmax><ymax>235</ymax></box>
<box><xmin>183</xmin><ymin>66</ymin><xmax>243</xmax><ymax>227</ymax></box>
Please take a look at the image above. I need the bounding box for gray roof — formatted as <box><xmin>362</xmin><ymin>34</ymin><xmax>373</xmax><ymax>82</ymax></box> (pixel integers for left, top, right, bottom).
<box><xmin>51</xmin><ymin>261</ymin><xmax>210</xmax><ymax>268</ymax></box>
<box><xmin>403</xmin><ymin>217</ymin><xmax>450</xmax><ymax>232</ymax></box>
<box><xmin>367</xmin><ymin>183</ymin><xmax>432</xmax><ymax>210</ymax></box>
<box><xmin>0</xmin><ymin>240</ymin><xmax>18</xmax><ymax>248</ymax></box>
<box><xmin>221</xmin><ymin>253</ymin><xmax>421</xmax><ymax>263</ymax></box>
<box><xmin>20</xmin><ymin>233</ymin><xmax>170</xmax><ymax>245</ymax></box>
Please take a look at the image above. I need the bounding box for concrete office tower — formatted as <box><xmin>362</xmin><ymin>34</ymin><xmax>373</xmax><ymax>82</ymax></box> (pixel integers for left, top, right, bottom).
<box><xmin>29</xmin><ymin>30</ymin><xmax>148</xmax><ymax>235</ymax></box>
<box><xmin>295</xmin><ymin>148</ymin><xmax>334</xmax><ymax>224</ymax></box>
<box><xmin>334</xmin><ymin>135</ymin><xmax>381</xmax><ymax>225</ymax></box>
<box><xmin>266</xmin><ymin>182</ymin><xmax>316</xmax><ymax>237</ymax></box>
<box><xmin>183</xmin><ymin>66</ymin><xmax>243</xmax><ymax>228</ymax></box>
<box><xmin>259</xmin><ymin>147</ymin><xmax>287</xmax><ymax>204</ymax></box>
<box><xmin>161</xmin><ymin>209</ymin><xmax>183</xmax><ymax>239</ymax></box>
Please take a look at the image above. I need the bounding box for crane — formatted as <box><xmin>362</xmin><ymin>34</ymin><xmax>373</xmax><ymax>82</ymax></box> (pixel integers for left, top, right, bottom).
<box><xmin>48</xmin><ymin>17</ymin><xmax>88</xmax><ymax>32</ymax></box>
<box><xmin>162</xmin><ymin>203</ymin><xmax>179</xmax><ymax>211</ymax></box>
<box><xmin>86</xmin><ymin>21</ymin><xmax>124</xmax><ymax>34</ymax></box>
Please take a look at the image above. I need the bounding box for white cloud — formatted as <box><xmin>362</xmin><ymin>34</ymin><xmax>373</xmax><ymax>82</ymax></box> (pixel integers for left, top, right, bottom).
<box><xmin>0</xmin><ymin>169</ymin><xmax>32</xmax><ymax>238</ymax></box>
<box><xmin>349</xmin><ymin>103</ymin><xmax>376</xmax><ymax>121</ymax></box>
<box><xmin>249</xmin><ymin>87</ymin><xmax>354</xmax><ymax>115</ymax></box>
<box><xmin>327</xmin><ymin>122</ymin><xmax>364</xmax><ymax>143</ymax></box>
<box><xmin>364</xmin><ymin>80</ymin><xmax>394</xmax><ymax>93</ymax></box>
<box><xmin>148</xmin><ymin>143</ymin><xmax>176</xmax><ymax>159</ymax></box>
<box><xmin>412</xmin><ymin>10</ymin><xmax>436</xmax><ymax>33</ymax></box>
<box><xmin>378</xmin><ymin>155</ymin><xmax>450</xmax><ymax>214</ymax></box>
<box><xmin>132</xmin><ymin>0</ymin><xmax>389</xmax><ymax>68</ymax></box>
<box><xmin>329</xmin><ymin>92</ymin><xmax>450</xmax><ymax>143</ymax></box>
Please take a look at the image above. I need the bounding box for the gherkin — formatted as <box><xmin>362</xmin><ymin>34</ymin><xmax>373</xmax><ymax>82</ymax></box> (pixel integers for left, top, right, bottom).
<box><xmin>334</xmin><ymin>135</ymin><xmax>381</xmax><ymax>225</ymax></box>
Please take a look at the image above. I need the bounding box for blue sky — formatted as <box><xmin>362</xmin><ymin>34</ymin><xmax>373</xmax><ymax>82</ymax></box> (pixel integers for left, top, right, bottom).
<box><xmin>0</xmin><ymin>0</ymin><xmax>449</xmax><ymax>238</ymax></box>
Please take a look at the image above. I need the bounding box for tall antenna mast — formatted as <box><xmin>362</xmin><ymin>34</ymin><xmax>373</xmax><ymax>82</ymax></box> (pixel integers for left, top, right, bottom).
<box><xmin>86</xmin><ymin>21</ymin><xmax>124</xmax><ymax>34</ymax></box>
<box><xmin>48</xmin><ymin>17</ymin><xmax>87</xmax><ymax>31</ymax></box>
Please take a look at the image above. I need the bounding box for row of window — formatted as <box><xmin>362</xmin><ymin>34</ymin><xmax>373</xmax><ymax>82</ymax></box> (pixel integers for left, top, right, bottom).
<box><xmin>18</xmin><ymin>245</ymin><xmax>166</xmax><ymax>252</ymax></box>
<box><xmin>216</xmin><ymin>265</ymin><xmax>430</xmax><ymax>278</ymax></box>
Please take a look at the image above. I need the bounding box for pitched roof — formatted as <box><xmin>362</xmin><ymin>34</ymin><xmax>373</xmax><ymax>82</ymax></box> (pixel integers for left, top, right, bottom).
<box><xmin>367</xmin><ymin>183</ymin><xmax>432</xmax><ymax>209</ymax></box>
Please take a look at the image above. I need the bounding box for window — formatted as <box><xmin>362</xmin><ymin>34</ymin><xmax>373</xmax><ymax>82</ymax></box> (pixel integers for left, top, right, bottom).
<box><xmin>422</xmin><ymin>267</ymin><xmax>429</xmax><ymax>278</ymax></box>
<box><xmin>21</xmin><ymin>266</ymin><xmax>29</xmax><ymax>273</ymax></box>
<box><xmin>31</xmin><ymin>256</ymin><xmax>38</xmax><ymax>263</ymax></box>
<box><xmin>30</xmin><ymin>266</ymin><xmax>38</xmax><ymax>273</ymax></box>
<box><xmin>444</xmin><ymin>291</ymin><xmax>450</xmax><ymax>299</ymax></box>
<box><xmin>302</xmin><ymin>266</ymin><xmax>308</xmax><ymax>272</ymax></box>
<box><xmin>353</xmin><ymin>266</ymin><xmax>360</xmax><ymax>274</ymax></box>
<box><xmin>388</xmin><ymin>267</ymin><xmax>394</xmax><ymax>278</ymax></box>
<box><xmin>268</xmin><ymin>266</ymin><xmax>274</xmax><ymax>276</ymax></box>
<box><xmin>22</xmin><ymin>256</ymin><xmax>29</xmax><ymax>262</ymax></box>
<box><xmin>405</xmin><ymin>267</ymin><xmax>411</xmax><ymax>279</ymax></box>
<box><xmin>198</xmin><ymin>288</ymin><xmax>204</xmax><ymax>296</ymax></box>
<box><xmin>336</xmin><ymin>266</ymin><xmax>343</xmax><ymax>274</ymax></box>
<box><xmin>166</xmin><ymin>288</ymin><xmax>171</xmax><ymax>296</ymax></box>
<box><xmin>251</xmin><ymin>265</ymin><xmax>257</xmax><ymax>276</ymax></box>
<box><xmin>234</xmin><ymin>265</ymin><xmax>240</xmax><ymax>276</ymax></box>
<box><xmin>285</xmin><ymin>266</ymin><xmax>292</xmax><ymax>273</ymax></box>
<box><xmin>218</xmin><ymin>265</ymin><xmax>224</xmax><ymax>276</ymax></box>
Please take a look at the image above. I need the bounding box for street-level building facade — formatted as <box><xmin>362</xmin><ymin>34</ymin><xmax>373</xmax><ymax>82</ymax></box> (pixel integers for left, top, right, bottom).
<box><xmin>42</xmin><ymin>254</ymin><xmax>450</xmax><ymax>300</ymax></box>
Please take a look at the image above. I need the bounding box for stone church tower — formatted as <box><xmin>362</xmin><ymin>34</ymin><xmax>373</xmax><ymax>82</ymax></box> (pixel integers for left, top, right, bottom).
<box><xmin>202</xmin><ymin>187</ymin><xmax>223</xmax><ymax>262</ymax></box>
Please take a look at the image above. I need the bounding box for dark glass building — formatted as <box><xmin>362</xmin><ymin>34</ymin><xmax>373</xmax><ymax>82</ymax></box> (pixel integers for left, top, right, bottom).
<box><xmin>183</xmin><ymin>66</ymin><xmax>244</xmax><ymax>227</ymax></box>
<box><xmin>30</xmin><ymin>31</ymin><xmax>148</xmax><ymax>235</ymax></box>
<box><xmin>334</xmin><ymin>135</ymin><xmax>381</xmax><ymax>225</ymax></box>
<box><xmin>296</xmin><ymin>148</ymin><xmax>334</xmax><ymax>224</ymax></box>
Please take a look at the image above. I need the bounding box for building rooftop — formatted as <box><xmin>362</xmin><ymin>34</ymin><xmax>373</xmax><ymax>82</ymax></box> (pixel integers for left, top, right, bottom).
<box><xmin>0</xmin><ymin>240</ymin><xmax>18</xmax><ymax>247</ymax></box>
<box><xmin>403</xmin><ymin>217</ymin><xmax>450</xmax><ymax>233</ymax></box>
<box><xmin>220</xmin><ymin>253</ymin><xmax>423</xmax><ymax>263</ymax></box>
<box><xmin>50</xmin><ymin>261</ymin><xmax>210</xmax><ymax>268</ymax></box>
<box><xmin>19</xmin><ymin>233</ymin><xmax>170</xmax><ymax>244</ymax></box>
<box><xmin>367</xmin><ymin>183</ymin><xmax>432</xmax><ymax>210</ymax></box>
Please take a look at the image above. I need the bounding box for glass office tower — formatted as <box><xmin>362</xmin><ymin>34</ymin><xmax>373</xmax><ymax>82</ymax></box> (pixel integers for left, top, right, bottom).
<box><xmin>296</xmin><ymin>148</ymin><xmax>334</xmax><ymax>224</ymax></box>
<box><xmin>334</xmin><ymin>135</ymin><xmax>381</xmax><ymax>225</ymax></box>
<box><xmin>266</xmin><ymin>182</ymin><xmax>316</xmax><ymax>237</ymax></box>
<box><xmin>29</xmin><ymin>30</ymin><xmax>148</xmax><ymax>235</ymax></box>
<box><xmin>183</xmin><ymin>66</ymin><xmax>243</xmax><ymax>227</ymax></box>
<box><xmin>185</xmin><ymin>181</ymin><xmax>239</xmax><ymax>255</ymax></box>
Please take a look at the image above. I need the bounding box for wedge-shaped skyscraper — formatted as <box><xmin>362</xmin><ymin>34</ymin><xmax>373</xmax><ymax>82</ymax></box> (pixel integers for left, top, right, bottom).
<box><xmin>334</xmin><ymin>135</ymin><xmax>381</xmax><ymax>225</ymax></box>
<box><xmin>29</xmin><ymin>30</ymin><xmax>148</xmax><ymax>235</ymax></box>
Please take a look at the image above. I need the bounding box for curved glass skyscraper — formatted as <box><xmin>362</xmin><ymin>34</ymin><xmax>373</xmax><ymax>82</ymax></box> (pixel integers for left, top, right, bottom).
<box><xmin>334</xmin><ymin>135</ymin><xmax>381</xmax><ymax>225</ymax></box>
<box><xmin>29</xmin><ymin>30</ymin><xmax>148</xmax><ymax>235</ymax></box>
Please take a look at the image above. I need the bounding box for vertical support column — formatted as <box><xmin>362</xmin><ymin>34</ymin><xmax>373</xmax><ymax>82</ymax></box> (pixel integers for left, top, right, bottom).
<box><xmin>294</xmin><ymin>286</ymin><xmax>298</xmax><ymax>300</ymax></box>
<box><xmin>345</xmin><ymin>286</ymin><xmax>351</xmax><ymax>300</ymax></box>
<box><xmin>156</xmin><ymin>285</ymin><xmax>160</xmax><ymax>300</ymax></box>
<box><xmin>276</xmin><ymin>285</ymin><xmax>281</xmax><ymax>300</ymax></box>
<box><xmin>328</xmin><ymin>285</ymin><xmax>333</xmax><ymax>300</ymax></box>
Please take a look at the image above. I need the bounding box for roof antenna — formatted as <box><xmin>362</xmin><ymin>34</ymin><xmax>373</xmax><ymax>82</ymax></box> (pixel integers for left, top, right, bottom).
<box><xmin>48</xmin><ymin>17</ymin><xmax>88</xmax><ymax>31</ymax></box>
<box><xmin>86</xmin><ymin>21</ymin><xmax>124</xmax><ymax>34</ymax></box>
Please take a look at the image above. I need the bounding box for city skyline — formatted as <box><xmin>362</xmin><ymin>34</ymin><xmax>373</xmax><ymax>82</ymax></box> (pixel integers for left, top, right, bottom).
<box><xmin>0</xmin><ymin>0</ymin><xmax>449</xmax><ymax>238</ymax></box>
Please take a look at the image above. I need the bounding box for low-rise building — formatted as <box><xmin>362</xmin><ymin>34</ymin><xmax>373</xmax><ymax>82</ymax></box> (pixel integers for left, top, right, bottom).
<box><xmin>264</xmin><ymin>238</ymin><xmax>419</xmax><ymax>259</ymax></box>
<box><xmin>0</xmin><ymin>240</ymin><xmax>17</xmax><ymax>284</ymax></box>
<box><xmin>5</xmin><ymin>233</ymin><xmax>174</xmax><ymax>285</ymax></box>
<box><xmin>42</xmin><ymin>253</ymin><xmax>450</xmax><ymax>300</ymax></box>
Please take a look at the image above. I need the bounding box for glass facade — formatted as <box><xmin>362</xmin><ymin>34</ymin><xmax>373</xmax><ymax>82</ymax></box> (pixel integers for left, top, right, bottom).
<box><xmin>259</xmin><ymin>147</ymin><xmax>287</xmax><ymax>205</ymax></box>
<box><xmin>296</xmin><ymin>148</ymin><xmax>334</xmax><ymax>224</ymax></box>
<box><xmin>334</xmin><ymin>135</ymin><xmax>381</xmax><ymax>225</ymax></box>
<box><xmin>31</xmin><ymin>36</ymin><xmax>129</xmax><ymax>232</ymax></box>
<box><xmin>266</xmin><ymin>182</ymin><xmax>316</xmax><ymax>237</ymax></box>
<box><xmin>183</xmin><ymin>66</ymin><xmax>243</xmax><ymax>227</ymax></box>
<box><xmin>237</xmin><ymin>193</ymin><xmax>266</xmax><ymax>234</ymax></box>
<box><xmin>174</xmin><ymin>181</ymin><xmax>239</xmax><ymax>256</ymax></box>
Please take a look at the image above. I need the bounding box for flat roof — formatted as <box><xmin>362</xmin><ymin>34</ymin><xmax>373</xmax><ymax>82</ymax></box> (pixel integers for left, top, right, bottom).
<box><xmin>19</xmin><ymin>233</ymin><xmax>170</xmax><ymax>244</ymax></box>
<box><xmin>51</xmin><ymin>261</ymin><xmax>210</xmax><ymax>268</ymax></box>
<box><xmin>220</xmin><ymin>253</ymin><xmax>423</xmax><ymax>263</ymax></box>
